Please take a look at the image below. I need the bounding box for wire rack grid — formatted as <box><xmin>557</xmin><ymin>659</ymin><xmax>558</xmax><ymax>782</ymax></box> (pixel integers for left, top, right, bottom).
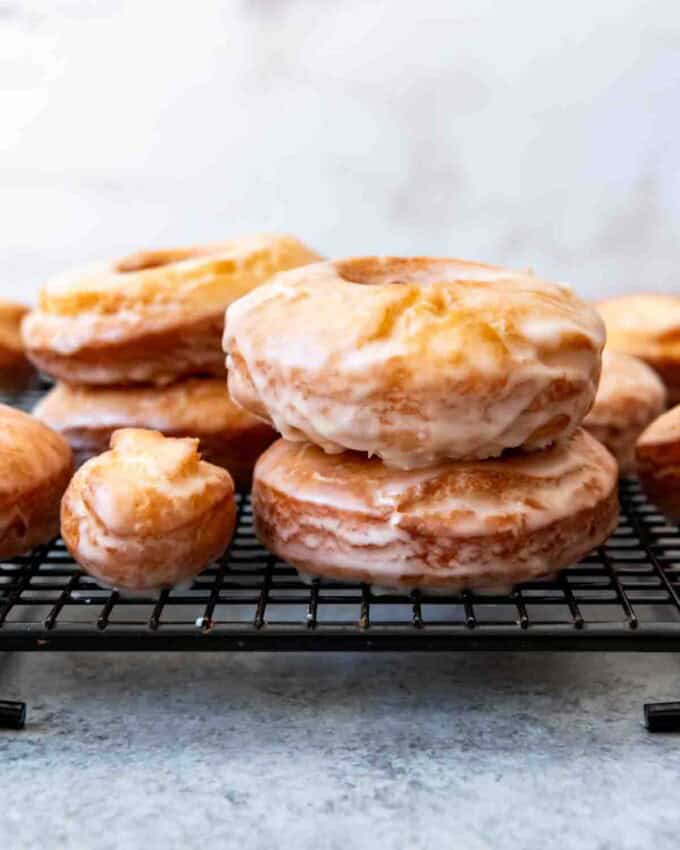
<box><xmin>2</xmin><ymin>386</ymin><xmax>680</xmax><ymax>652</ymax></box>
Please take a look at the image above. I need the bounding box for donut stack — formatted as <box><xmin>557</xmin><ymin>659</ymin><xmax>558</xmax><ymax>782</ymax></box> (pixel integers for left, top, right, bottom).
<box><xmin>225</xmin><ymin>256</ymin><xmax>620</xmax><ymax>593</ymax></box>
<box><xmin>22</xmin><ymin>234</ymin><xmax>320</xmax><ymax>489</ymax></box>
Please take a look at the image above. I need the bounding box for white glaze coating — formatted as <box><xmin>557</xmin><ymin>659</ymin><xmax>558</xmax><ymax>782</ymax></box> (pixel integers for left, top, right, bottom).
<box><xmin>79</xmin><ymin>429</ymin><xmax>228</xmax><ymax>536</ymax></box>
<box><xmin>583</xmin><ymin>350</ymin><xmax>666</xmax><ymax>471</ymax></box>
<box><xmin>23</xmin><ymin>305</ymin><xmax>188</xmax><ymax>354</ymax></box>
<box><xmin>256</xmin><ymin>432</ymin><xmax>615</xmax><ymax>538</ymax></box>
<box><xmin>33</xmin><ymin>379</ymin><xmax>262</xmax><ymax>444</ymax></box>
<box><xmin>586</xmin><ymin>350</ymin><xmax>666</xmax><ymax>423</ymax></box>
<box><xmin>61</xmin><ymin>428</ymin><xmax>236</xmax><ymax>590</ymax></box>
<box><xmin>22</xmin><ymin>234</ymin><xmax>320</xmax><ymax>354</ymax></box>
<box><xmin>226</xmin><ymin>257</ymin><xmax>605</xmax><ymax>468</ymax></box>
<box><xmin>252</xmin><ymin>431</ymin><xmax>619</xmax><ymax>591</ymax></box>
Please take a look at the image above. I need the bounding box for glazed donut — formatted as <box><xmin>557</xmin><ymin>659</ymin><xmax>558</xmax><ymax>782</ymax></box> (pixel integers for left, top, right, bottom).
<box><xmin>34</xmin><ymin>378</ymin><xmax>276</xmax><ymax>489</ymax></box>
<box><xmin>225</xmin><ymin>256</ymin><xmax>605</xmax><ymax>469</ymax></box>
<box><xmin>597</xmin><ymin>294</ymin><xmax>680</xmax><ymax>404</ymax></box>
<box><xmin>583</xmin><ymin>350</ymin><xmax>666</xmax><ymax>473</ymax></box>
<box><xmin>0</xmin><ymin>299</ymin><xmax>35</xmax><ymax>389</ymax></box>
<box><xmin>0</xmin><ymin>404</ymin><xmax>72</xmax><ymax>558</ymax></box>
<box><xmin>22</xmin><ymin>234</ymin><xmax>320</xmax><ymax>386</ymax></box>
<box><xmin>635</xmin><ymin>405</ymin><xmax>680</xmax><ymax>521</ymax></box>
<box><xmin>253</xmin><ymin>430</ymin><xmax>619</xmax><ymax>593</ymax></box>
<box><xmin>61</xmin><ymin>428</ymin><xmax>236</xmax><ymax>590</ymax></box>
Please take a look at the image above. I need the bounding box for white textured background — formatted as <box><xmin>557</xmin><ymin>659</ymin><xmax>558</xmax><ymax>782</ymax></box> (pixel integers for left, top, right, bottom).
<box><xmin>1</xmin><ymin>0</ymin><xmax>679</xmax><ymax>302</ymax></box>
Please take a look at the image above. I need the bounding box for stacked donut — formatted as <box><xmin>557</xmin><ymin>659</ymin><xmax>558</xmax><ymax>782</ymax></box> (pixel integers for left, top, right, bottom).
<box><xmin>591</xmin><ymin>293</ymin><xmax>680</xmax><ymax>523</ymax></box>
<box><xmin>23</xmin><ymin>234</ymin><xmax>320</xmax><ymax>490</ymax></box>
<box><xmin>597</xmin><ymin>294</ymin><xmax>680</xmax><ymax>405</ymax></box>
<box><xmin>12</xmin><ymin>234</ymin><xmax>320</xmax><ymax>591</ymax></box>
<box><xmin>225</xmin><ymin>257</ymin><xmax>620</xmax><ymax>593</ymax></box>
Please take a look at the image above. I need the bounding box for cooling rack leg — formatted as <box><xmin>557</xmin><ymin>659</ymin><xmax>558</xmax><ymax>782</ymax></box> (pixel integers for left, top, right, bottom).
<box><xmin>644</xmin><ymin>701</ymin><xmax>680</xmax><ymax>733</ymax></box>
<box><xmin>0</xmin><ymin>699</ymin><xmax>26</xmax><ymax>730</ymax></box>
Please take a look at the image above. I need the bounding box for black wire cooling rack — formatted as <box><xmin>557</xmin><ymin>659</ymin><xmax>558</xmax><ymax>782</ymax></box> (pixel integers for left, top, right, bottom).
<box><xmin>2</xmin><ymin>385</ymin><xmax>680</xmax><ymax>652</ymax></box>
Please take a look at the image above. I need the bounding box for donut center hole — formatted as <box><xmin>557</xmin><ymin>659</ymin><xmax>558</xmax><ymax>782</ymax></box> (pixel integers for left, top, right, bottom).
<box><xmin>336</xmin><ymin>257</ymin><xmax>494</xmax><ymax>287</ymax></box>
<box><xmin>336</xmin><ymin>258</ymin><xmax>419</xmax><ymax>286</ymax></box>
<box><xmin>116</xmin><ymin>246</ymin><xmax>217</xmax><ymax>273</ymax></box>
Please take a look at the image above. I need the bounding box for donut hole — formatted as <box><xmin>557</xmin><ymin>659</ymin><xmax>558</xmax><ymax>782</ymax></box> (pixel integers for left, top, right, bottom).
<box><xmin>116</xmin><ymin>247</ymin><xmax>215</xmax><ymax>273</ymax></box>
<box><xmin>336</xmin><ymin>257</ymin><xmax>419</xmax><ymax>285</ymax></box>
<box><xmin>335</xmin><ymin>257</ymin><xmax>504</xmax><ymax>287</ymax></box>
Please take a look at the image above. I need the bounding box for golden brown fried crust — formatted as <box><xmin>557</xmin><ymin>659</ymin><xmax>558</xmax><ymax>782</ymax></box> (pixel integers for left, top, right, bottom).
<box><xmin>0</xmin><ymin>299</ymin><xmax>35</xmax><ymax>388</ymax></box>
<box><xmin>25</xmin><ymin>312</ymin><xmax>226</xmax><ymax>386</ymax></box>
<box><xmin>255</xmin><ymin>486</ymin><xmax>619</xmax><ymax>590</ymax></box>
<box><xmin>0</xmin><ymin>404</ymin><xmax>73</xmax><ymax>558</ymax></box>
<box><xmin>61</xmin><ymin>429</ymin><xmax>236</xmax><ymax>590</ymax></box>
<box><xmin>644</xmin><ymin>358</ymin><xmax>680</xmax><ymax>405</ymax></box>
<box><xmin>0</xmin><ymin>360</ymin><xmax>37</xmax><ymax>392</ymax></box>
<box><xmin>583</xmin><ymin>350</ymin><xmax>667</xmax><ymax>473</ymax></box>
<box><xmin>597</xmin><ymin>294</ymin><xmax>680</xmax><ymax>404</ymax></box>
<box><xmin>0</xmin><ymin>466</ymin><xmax>72</xmax><ymax>559</ymax></box>
<box><xmin>34</xmin><ymin>379</ymin><xmax>276</xmax><ymax>489</ymax></box>
<box><xmin>23</xmin><ymin>234</ymin><xmax>321</xmax><ymax>386</ymax></box>
<box><xmin>252</xmin><ymin>431</ymin><xmax>619</xmax><ymax>592</ymax></box>
<box><xmin>0</xmin><ymin>299</ymin><xmax>28</xmax><ymax>357</ymax></box>
<box><xmin>63</xmin><ymin>428</ymin><xmax>273</xmax><ymax>491</ymax></box>
<box><xmin>636</xmin><ymin>405</ymin><xmax>680</xmax><ymax>520</ymax></box>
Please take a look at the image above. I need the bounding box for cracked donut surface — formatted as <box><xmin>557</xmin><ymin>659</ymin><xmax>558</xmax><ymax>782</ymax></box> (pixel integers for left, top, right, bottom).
<box><xmin>583</xmin><ymin>350</ymin><xmax>666</xmax><ymax>473</ymax></box>
<box><xmin>61</xmin><ymin>428</ymin><xmax>236</xmax><ymax>590</ymax></box>
<box><xmin>34</xmin><ymin>378</ymin><xmax>276</xmax><ymax>489</ymax></box>
<box><xmin>225</xmin><ymin>256</ymin><xmax>605</xmax><ymax>469</ymax></box>
<box><xmin>252</xmin><ymin>429</ymin><xmax>619</xmax><ymax>593</ymax></box>
<box><xmin>22</xmin><ymin>234</ymin><xmax>320</xmax><ymax>386</ymax></box>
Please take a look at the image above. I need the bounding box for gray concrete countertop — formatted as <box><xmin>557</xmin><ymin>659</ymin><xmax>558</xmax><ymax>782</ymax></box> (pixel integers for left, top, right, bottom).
<box><xmin>2</xmin><ymin>651</ymin><xmax>679</xmax><ymax>850</ymax></box>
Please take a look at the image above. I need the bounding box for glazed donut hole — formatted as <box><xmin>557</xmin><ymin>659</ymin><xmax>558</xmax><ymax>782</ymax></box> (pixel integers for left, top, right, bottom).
<box><xmin>60</xmin><ymin>428</ymin><xmax>237</xmax><ymax>591</ymax></box>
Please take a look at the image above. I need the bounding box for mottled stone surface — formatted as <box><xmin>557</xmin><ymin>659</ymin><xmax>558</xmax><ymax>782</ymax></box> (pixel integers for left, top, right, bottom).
<box><xmin>2</xmin><ymin>1</ymin><xmax>680</xmax><ymax>302</ymax></box>
<box><xmin>1</xmin><ymin>651</ymin><xmax>679</xmax><ymax>849</ymax></box>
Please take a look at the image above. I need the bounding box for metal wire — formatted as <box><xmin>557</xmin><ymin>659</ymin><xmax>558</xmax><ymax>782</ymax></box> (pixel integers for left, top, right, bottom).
<box><xmin>2</xmin><ymin>387</ymin><xmax>680</xmax><ymax>651</ymax></box>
